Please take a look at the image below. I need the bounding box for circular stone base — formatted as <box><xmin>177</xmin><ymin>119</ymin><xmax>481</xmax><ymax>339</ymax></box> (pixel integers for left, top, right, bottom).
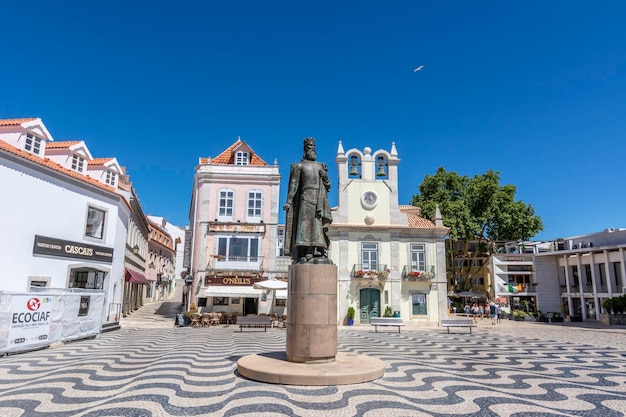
<box><xmin>237</xmin><ymin>351</ymin><xmax>385</xmax><ymax>385</ymax></box>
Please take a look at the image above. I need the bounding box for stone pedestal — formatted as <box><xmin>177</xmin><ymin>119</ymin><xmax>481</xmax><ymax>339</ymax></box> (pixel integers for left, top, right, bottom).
<box><xmin>237</xmin><ymin>262</ymin><xmax>385</xmax><ymax>385</ymax></box>
<box><xmin>286</xmin><ymin>263</ymin><xmax>337</xmax><ymax>363</ymax></box>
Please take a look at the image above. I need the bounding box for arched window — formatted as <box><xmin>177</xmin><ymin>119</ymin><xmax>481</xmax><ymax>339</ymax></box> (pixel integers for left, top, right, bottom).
<box><xmin>348</xmin><ymin>154</ymin><xmax>361</xmax><ymax>178</ymax></box>
<box><xmin>375</xmin><ymin>155</ymin><xmax>388</xmax><ymax>179</ymax></box>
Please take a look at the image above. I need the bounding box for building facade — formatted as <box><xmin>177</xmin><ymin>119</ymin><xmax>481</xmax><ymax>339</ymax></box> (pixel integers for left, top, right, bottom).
<box><xmin>146</xmin><ymin>217</ymin><xmax>176</xmax><ymax>302</ymax></box>
<box><xmin>0</xmin><ymin>118</ymin><xmax>136</xmax><ymax>328</ymax></box>
<box><xmin>328</xmin><ymin>142</ymin><xmax>449</xmax><ymax>326</ymax></box>
<box><xmin>188</xmin><ymin>138</ymin><xmax>282</xmax><ymax>315</ymax></box>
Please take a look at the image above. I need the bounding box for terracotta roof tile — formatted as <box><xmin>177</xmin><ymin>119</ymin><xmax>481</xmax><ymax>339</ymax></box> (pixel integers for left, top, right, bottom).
<box><xmin>209</xmin><ymin>138</ymin><xmax>269</xmax><ymax>166</ymax></box>
<box><xmin>89</xmin><ymin>157</ymin><xmax>113</xmax><ymax>165</ymax></box>
<box><xmin>0</xmin><ymin>118</ymin><xmax>37</xmax><ymax>126</ymax></box>
<box><xmin>46</xmin><ymin>140</ymin><xmax>82</xmax><ymax>149</ymax></box>
<box><xmin>0</xmin><ymin>140</ymin><xmax>116</xmax><ymax>193</ymax></box>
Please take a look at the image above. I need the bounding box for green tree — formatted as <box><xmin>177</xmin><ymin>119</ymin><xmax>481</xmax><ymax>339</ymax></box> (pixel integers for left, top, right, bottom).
<box><xmin>411</xmin><ymin>167</ymin><xmax>543</xmax><ymax>290</ymax></box>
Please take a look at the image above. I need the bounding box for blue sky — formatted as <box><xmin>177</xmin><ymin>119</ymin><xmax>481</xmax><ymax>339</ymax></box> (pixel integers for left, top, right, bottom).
<box><xmin>2</xmin><ymin>1</ymin><xmax>625</xmax><ymax>241</ymax></box>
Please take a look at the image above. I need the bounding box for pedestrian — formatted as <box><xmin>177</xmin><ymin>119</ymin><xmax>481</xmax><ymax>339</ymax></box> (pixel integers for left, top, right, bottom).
<box><xmin>472</xmin><ymin>303</ymin><xmax>479</xmax><ymax>323</ymax></box>
<box><xmin>497</xmin><ymin>304</ymin><xmax>502</xmax><ymax>323</ymax></box>
<box><xmin>464</xmin><ymin>304</ymin><xmax>470</xmax><ymax>317</ymax></box>
<box><xmin>489</xmin><ymin>302</ymin><xmax>497</xmax><ymax>325</ymax></box>
<box><xmin>479</xmin><ymin>304</ymin><xmax>484</xmax><ymax>319</ymax></box>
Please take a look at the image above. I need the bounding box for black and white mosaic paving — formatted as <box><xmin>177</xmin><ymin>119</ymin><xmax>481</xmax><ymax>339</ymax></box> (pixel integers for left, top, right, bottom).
<box><xmin>2</xmin><ymin>322</ymin><xmax>626</xmax><ymax>417</ymax></box>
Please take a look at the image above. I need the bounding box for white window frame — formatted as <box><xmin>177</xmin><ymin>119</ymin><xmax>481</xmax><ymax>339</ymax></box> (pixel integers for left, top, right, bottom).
<box><xmin>24</xmin><ymin>133</ymin><xmax>43</xmax><ymax>155</ymax></box>
<box><xmin>246</xmin><ymin>190</ymin><xmax>263</xmax><ymax>222</ymax></box>
<box><xmin>85</xmin><ymin>205</ymin><xmax>107</xmax><ymax>240</ymax></box>
<box><xmin>410</xmin><ymin>243</ymin><xmax>426</xmax><ymax>272</ymax></box>
<box><xmin>217</xmin><ymin>189</ymin><xmax>234</xmax><ymax>220</ymax></box>
<box><xmin>216</xmin><ymin>235</ymin><xmax>260</xmax><ymax>262</ymax></box>
<box><xmin>361</xmin><ymin>242</ymin><xmax>379</xmax><ymax>271</ymax></box>
<box><xmin>71</xmin><ymin>154</ymin><xmax>85</xmax><ymax>173</ymax></box>
<box><xmin>105</xmin><ymin>170</ymin><xmax>117</xmax><ymax>186</ymax></box>
<box><xmin>236</xmin><ymin>151</ymin><xmax>249</xmax><ymax>165</ymax></box>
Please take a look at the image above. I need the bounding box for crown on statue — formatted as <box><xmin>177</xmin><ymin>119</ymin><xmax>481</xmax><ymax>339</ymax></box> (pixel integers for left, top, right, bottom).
<box><xmin>304</xmin><ymin>137</ymin><xmax>315</xmax><ymax>148</ymax></box>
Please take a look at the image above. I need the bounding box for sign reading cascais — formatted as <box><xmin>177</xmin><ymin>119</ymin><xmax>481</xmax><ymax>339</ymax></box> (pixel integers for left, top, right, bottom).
<box><xmin>33</xmin><ymin>235</ymin><xmax>114</xmax><ymax>263</ymax></box>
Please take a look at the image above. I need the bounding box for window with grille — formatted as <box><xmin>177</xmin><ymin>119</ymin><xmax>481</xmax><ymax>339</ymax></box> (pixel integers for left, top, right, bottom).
<box><xmin>236</xmin><ymin>151</ymin><xmax>249</xmax><ymax>165</ymax></box>
<box><xmin>72</xmin><ymin>154</ymin><xmax>85</xmax><ymax>172</ymax></box>
<box><xmin>247</xmin><ymin>190</ymin><xmax>262</xmax><ymax>218</ymax></box>
<box><xmin>218</xmin><ymin>190</ymin><xmax>234</xmax><ymax>218</ymax></box>
<box><xmin>361</xmin><ymin>242</ymin><xmax>378</xmax><ymax>271</ymax></box>
<box><xmin>24</xmin><ymin>133</ymin><xmax>42</xmax><ymax>155</ymax></box>
<box><xmin>410</xmin><ymin>243</ymin><xmax>426</xmax><ymax>271</ymax></box>
<box><xmin>105</xmin><ymin>170</ymin><xmax>116</xmax><ymax>186</ymax></box>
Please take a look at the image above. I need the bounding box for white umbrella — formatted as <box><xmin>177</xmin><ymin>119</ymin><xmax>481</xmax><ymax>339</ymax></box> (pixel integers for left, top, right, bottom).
<box><xmin>253</xmin><ymin>280</ymin><xmax>287</xmax><ymax>314</ymax></box>
<box><xmin>253</xmin><ymin>280</ymin><xmax>288</xmax><ymax>290</ymax></box>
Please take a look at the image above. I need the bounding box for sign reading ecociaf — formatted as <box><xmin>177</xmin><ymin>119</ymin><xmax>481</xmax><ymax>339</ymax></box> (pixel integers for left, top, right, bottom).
<box><xmin>33</xmin><ymin>235</ymin><xmax>114</xmax><ymax>263</ymax></box>
<box><xmin>8</xmin><ymin>295</ymin><xmax>53</xmax><ymax>349</ymax></box>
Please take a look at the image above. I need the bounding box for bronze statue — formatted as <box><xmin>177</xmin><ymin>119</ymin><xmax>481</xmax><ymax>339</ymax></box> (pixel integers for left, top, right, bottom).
<box><xmin>283</xmin><ymin>137</ymin><xmax>333</xmax><ymax>264</ymax></box>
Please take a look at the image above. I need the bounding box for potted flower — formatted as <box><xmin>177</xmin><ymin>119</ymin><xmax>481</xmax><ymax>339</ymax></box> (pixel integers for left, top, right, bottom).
<box><xmin>347</xmin><ymin>306</ymin><xmax>355</xmax><ymax>326</ymax></box>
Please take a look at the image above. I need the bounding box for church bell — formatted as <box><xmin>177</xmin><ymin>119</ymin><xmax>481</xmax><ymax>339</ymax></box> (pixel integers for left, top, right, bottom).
<box><xmin>376</xmin><ymin>156</ymin><xmax>387</xmax><ymax>177</ymax></box>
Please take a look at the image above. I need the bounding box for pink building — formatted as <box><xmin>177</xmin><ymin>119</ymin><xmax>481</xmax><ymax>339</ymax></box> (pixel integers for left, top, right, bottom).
<box><xmin>188</xmin><ymin>138</ymin><xmax>282</xmax><ymax>315</ymax></box>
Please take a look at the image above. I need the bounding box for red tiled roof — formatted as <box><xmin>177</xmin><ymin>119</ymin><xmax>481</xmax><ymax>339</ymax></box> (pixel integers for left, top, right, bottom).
<box><xmin>0</xmin><ymin>118</ymin><xmax>37</xmax><ymax>126</ymax></box>
<box><xmin>210</xmin><ymin>139</ymin><xmax>269</xmax><ymax>166</ymax></box>
<box><xmin>89</xmin><ymin>157</ymin><xmax>113</xmax><ymax>165</ymax></box>
<box><xmin>46</xmin><ymin>140</ymin><xmax>82</xmax><ymax>149</ymax></box>
<box><xmin>0</xmin><ymin>140</ymin><xmax>116</xmax><ymax>193</ymax></box>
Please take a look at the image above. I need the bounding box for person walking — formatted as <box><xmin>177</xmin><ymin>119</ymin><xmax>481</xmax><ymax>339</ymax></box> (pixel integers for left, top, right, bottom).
<box><xmin>489</xmin><ymin>302</ymin><xmax>497</xmax><ymax>325</ymax></box>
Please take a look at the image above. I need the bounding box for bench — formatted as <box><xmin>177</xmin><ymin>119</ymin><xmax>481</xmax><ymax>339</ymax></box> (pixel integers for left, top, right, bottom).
<box><xmin>236</xmin><ymin>316</ymin><xmax>272</xmax><ymax>332</ymax></box>
<box><xmin>441</xmin><ymin>318</ymin><xmax>476</xmax><ymax>333</ymax></box>
<box><xmin>370</xmin><ymin>317</ymin><xmax>405</xmax><ymax>333</ymax></box>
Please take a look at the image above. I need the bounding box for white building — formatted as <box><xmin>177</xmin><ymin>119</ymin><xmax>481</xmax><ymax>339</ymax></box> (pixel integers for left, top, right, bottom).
<box><xmin>329</xmin><ymin>142</ymin><xmax>449</xmax><ymax>326</ymax></box>
<box><xmin>534</xmin><ymin>228</ymin><xmax>626</xmax><ymax>320</ymax></box>
<box><xmin>0</xmin><ymin>118</ymin><xmax>147</xmax><ymax>329</ymax></box>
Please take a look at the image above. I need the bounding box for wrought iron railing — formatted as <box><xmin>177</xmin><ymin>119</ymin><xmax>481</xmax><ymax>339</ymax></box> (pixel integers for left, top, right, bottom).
<box><xmin>401</xmin><ymin>265</ymin><xmax>435</xmax><ymax>281</ymax></box>
<box><xmin>351</xmin><ymin>264</ymin><xmax>389</xmax><ymax>279</ymax></box>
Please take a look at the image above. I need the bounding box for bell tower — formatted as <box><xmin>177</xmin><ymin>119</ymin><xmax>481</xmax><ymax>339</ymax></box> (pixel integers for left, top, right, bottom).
<box><xmin>335</xmin><ymin>141</ymin><xmax>402</xmax><ymax>225</ymax></box>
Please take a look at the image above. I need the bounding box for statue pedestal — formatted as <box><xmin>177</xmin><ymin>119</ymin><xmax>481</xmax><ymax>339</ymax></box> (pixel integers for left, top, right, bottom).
<box><xmin>286</xmin><ymin>263</ymin><xmax>337</xmax><ymax>362</ymax></box>
<box><xmin>237</xmin><ymin>262</ymin><xmax>385</xmax><ymax>385</ymax></box>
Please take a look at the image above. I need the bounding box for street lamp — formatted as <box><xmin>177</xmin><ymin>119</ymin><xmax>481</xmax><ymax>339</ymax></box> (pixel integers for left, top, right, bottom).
<box><xmin>132</xmin><ymin>244</ymin><xmax>139</xmax><ymax>254</ymax></box>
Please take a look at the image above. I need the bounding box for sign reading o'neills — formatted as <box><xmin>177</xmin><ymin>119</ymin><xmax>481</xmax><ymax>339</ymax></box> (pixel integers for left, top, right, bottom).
<box><xmin>33</xmin><ymin>235</ymin><xmax>114</xmax><ymax>263</ymax></box>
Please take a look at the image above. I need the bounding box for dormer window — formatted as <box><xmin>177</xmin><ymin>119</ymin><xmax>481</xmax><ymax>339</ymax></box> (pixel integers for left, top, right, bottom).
<box><xmin>236</xmin><ymin>151</ymin><xmax>249</xmax><ymax>165</ymax></box>
<box><xmin>24</xmin><ymin>133</ymin><xmax>42</xmax><ymax>155</ymax></box>
<box><xmin>105</xmin><ymin>170</ymin><xmax>117</xmax><ymax>186</ymax></box>
<box><xmin>71</xmin><ymin>154</ymin><xmax>85</xmax><ymax>173</ymax></box>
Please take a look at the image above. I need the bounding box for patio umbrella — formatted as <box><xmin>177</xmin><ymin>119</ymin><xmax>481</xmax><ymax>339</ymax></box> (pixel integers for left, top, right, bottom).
<box><xmin>253</xmin><ymin>279</ymin><xmax>287</xmax><ymax>314</ymax></box>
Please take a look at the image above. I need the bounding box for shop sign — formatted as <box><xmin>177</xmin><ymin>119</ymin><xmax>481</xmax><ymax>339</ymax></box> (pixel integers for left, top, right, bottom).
<box><xmin>33</xmin><ymin>235</ymin><xmax>113</xmax><ymax>263</ymax></box>
<box><xmin>206</xmin><ymin>276</ymin><xmax>261</xmax><ymax>286</ymax></box>
<box><xmin>8</xmin><ymin>295</ymin><xmax>52</xmax><ymax>350</ymax></box>
<box><xmin>207</xmin><ymin>223</ymin><xmax>265</xmax><ymax>233</ymax></box>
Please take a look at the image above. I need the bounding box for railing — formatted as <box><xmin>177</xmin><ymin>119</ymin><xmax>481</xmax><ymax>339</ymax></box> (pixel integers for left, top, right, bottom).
<box><xmin>208</xmin><ymin>255</ymin><xmax>264</xmax><ymax>273</ymax></box>
<box><xmin>401</xmin><ymin>265</ymin><xmax>435</xmax><ymax>281</ymax></box>
<box><xmin>351</xmin><ymin>264</ymin><xmax>389</xmax><ymax>279</ymax></box>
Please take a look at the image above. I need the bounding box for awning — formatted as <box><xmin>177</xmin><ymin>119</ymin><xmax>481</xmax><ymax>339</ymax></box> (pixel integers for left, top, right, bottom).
<box><xmin>276</xmin><ymin>290</ymin><xmax>287</xmax><ymax>300</ymax></box>
<box><xmin>125</xmin><ymin>269</ymin><xmax>150</xmax><ymax>285</ymax></box>
<box><xmin>204</xmin><ymin>286</ymin><xmax>262</xmax><ymax>298</ymax></box>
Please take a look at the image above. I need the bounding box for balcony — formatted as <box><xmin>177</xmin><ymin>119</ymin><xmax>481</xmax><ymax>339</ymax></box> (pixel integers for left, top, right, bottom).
<box><xmin>207</xmin><ymin>255</ymin><xmax>264</xmax><ymax>275</ymax></box>
<box><xmin>401</xmin><ymin>265</ymin><xmax>435</xmax><ymax>281</ymax></box>
<box><xmin>351</xmin><ymin>264</ymin><xmax>389</xmax><ymax>280</ymax></box>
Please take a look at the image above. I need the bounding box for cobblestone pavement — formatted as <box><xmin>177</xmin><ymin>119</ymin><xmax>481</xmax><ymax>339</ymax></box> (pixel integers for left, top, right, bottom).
<box><xmin>2</xmin><ymin>284</ymin><xmax>626</xmax><ymax>417</ymax></box>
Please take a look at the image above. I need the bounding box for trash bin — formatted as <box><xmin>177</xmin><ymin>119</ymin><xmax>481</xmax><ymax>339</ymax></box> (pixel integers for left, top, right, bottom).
<box><xmin>393</xmin><ymin>311</ymin><xmax>400</xmax><ymax>318</ymax></box>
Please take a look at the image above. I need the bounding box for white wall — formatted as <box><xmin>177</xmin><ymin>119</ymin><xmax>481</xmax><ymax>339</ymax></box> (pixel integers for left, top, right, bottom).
<box><xmin>0</xmin><ymin>155</ymin><xmax>128</xmax><ymax>316</ymax></box>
